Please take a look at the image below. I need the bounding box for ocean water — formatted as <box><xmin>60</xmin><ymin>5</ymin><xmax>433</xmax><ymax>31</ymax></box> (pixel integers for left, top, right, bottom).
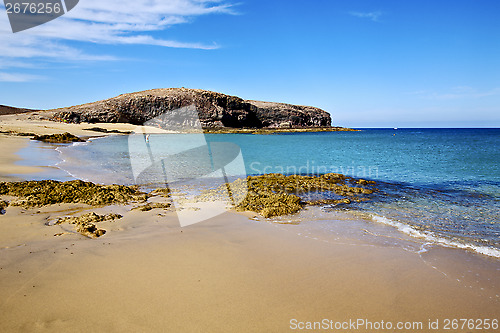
<box><xmin>22</xmin><ymin>128</ymin><xmax>500</xmax><ymax>257</ymax></box>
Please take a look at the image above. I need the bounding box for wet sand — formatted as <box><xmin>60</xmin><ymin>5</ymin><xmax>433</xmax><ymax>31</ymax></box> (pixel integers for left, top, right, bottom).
<box><xmin>0</xmin><ymin>135</ymin><xmax>45</xmax><ymax>181</ymax></box>
<box><xmin>0</xmin><ymin>202</ymin><xmax>499</xmax><ymax>332</ymax></box>
<box><xmin>0</xmin><ymin>115</ymin><xmax>499</xmax><ymax>332</ymax></box>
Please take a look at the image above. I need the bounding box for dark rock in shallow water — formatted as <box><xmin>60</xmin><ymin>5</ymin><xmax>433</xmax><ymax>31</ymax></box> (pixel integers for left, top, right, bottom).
<box><xmin>83</xmin><ymin>127</ymin><xmax>132</xmax><ymax>134</ymax></box>
<box><xmin>32</xmin><ymin>132</ymin><xmax>84</xmax><ymax>143</ymax></box>
<box><xmin>199</xmin><ymin>173</ymin><xmax>377</xmax><ymax>218</ymax></box>
<box><xmin>51</xmin><ymin>88</ymin><xmax>332</xmax><ymax>129</ymax></box>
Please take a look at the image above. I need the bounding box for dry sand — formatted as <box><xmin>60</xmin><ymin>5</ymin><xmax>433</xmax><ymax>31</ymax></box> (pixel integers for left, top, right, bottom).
<box><xmin>0</xmin><ymin>114</ymin><xmax>499</xmax><ymax>332</ymax></box>
<box><xmin>0</xmin><ymin>112</ymin><xmax>173</xmax><ymax>137</ymax></box>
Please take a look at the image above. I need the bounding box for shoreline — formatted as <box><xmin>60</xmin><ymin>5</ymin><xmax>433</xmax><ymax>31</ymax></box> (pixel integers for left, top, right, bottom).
<box><xmin>0</xmin><ymin>110</ymin><xmax>358</xmax><ymax>136</ymax></box>
<box><xmin>0</xmin><ymin>116</ymin><xmax>499</xmax><ymax>331</ymax></box>
<box><xmin>1</xmin><ymin>123</ymin><xmax>499</xmax><ymax>260</ymax></box>
<box><xmin>2</xmin><ymin>123</ymin><xmax>500</xmax><ymax>260</ymax></box>
<box><xmin>0</xmin><ymin>135</ymin><xmax>46</xmax><ymax>182</ymax></box>
<box><xmin>202</xmin><ymin>126</ymin><xmax>359</xmax><ymax>134</ymax></box>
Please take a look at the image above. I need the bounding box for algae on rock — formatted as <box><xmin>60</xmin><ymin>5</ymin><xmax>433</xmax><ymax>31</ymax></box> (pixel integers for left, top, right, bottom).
<box><xmin>239</xmin><ymin>191</ymin><xmax>303</xmax><ymax>218</ymax></box>
<box><xmin>0</xmin><ymin>180</ymin><xmax>146</xmax><ymax>207</ymax></box>
<box><xmin>55</xmin><ymin>212</ymin><xmax>122</xmax><ymax>238</ymax></box>
<box><xmin>0</xmin><ymin>200</ymin><xmax>8</xmax><ymax>214</ymax></box>
<box><xmin>32</xmin><ymin>132</ymin><xmax>84</xmax><ymax>143</ymax></box>
<box><xmin>150</xmin><ymin>188</ymin><xmax>171</xmax><ymax>197</ymax></box>
<box><xmin>132</xmin><ymin>202</ymin><xmax>171</xmax><ymax>211</ymax></box>
<box><xmin>199</xmin><ymin>173</ymin><xmax>377</xmax><ymax>218</ymax></box>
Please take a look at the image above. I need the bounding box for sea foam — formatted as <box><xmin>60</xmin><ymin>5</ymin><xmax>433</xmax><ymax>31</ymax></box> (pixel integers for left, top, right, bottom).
<box><xmin>370</xmin><ymin>215</ymin><xmax>500</xmax><ymax>258</ymax></box>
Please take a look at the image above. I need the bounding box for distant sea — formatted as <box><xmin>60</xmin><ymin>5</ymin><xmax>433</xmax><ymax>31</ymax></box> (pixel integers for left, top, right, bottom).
<box><xmin>19</xmin><ymin>128</ymin><xmax>500</xmax><ymax>258</ymax></box>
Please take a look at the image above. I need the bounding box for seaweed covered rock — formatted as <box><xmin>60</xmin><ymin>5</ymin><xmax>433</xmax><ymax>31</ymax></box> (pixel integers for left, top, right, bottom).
<box><xmin>0</xmin><ymin>200</ymin><xmax>8</xmax><ymax>214</ymax></box>
<box><xmin>0</xmin><ymin>180</ymin><xmax>146</xmax><ymax>207</ymax></box>
<box><xmin>242</xmin><ymin>173</ymin><xmax>375</xmax><ymax>199</ymax></box>
<box><xmin>200</xmin><ymin>173</ymin><xmax>377</xmax><ymax>218</ymax></box>
<box><xmin>238</xmin><ymin>191</ymin><xmax>303</xmax><ymax>218</ymax></box>
<box><xmin>132</xmin><ymin>202</ymin><xmax>171</xmax><ymax>211</ymax></box>
<box><xmin>55</xmin><ymin>212</ymin><xmax>122</xmax><ymax>238</ymax></box>
<box><xmin>32</xmin><ymin>132</ymin><xmax>84</xmax><ymax>143</ymax></box>
<box><xmin>150</xmin><ymin>188</ymin><xmax>171</xmax><ymax>197</ymax></box>
<box><xmin>83</xmin><ymin>127</ymin><xmax>132</xmax><ymax>134</ymax></box>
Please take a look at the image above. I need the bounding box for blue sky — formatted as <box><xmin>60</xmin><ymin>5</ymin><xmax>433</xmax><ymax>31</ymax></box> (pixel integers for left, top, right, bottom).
<box><xmin>0</xmin><ymin>0</ymin><xmax>499</xmax><ymax>127</ymax></box>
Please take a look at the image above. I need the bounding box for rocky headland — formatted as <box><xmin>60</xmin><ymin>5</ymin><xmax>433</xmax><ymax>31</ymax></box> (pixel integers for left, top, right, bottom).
<box><xmin>50</xmin><ymin>88</ymin><xmax>345</xmax><ymax>130</ymax></box>
<box><xmin>0</xmin><ymin>104</ymin><xmax>38</xmax><ymax>116</ymax></box>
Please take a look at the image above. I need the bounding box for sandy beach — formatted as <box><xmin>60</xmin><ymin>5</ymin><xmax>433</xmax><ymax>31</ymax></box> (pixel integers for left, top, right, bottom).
<box><xmin>2</xmin><ymin>1</ymin><xmax>498</xmax><ymax>330</ymax></box>
<box><xmin>1</xmin><ymin>116</ymin><xmax>499</xmax><ymax>332</ymax></box>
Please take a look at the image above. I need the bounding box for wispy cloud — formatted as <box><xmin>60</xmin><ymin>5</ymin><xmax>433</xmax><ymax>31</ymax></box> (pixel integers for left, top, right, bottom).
<box><xmin>349</xmin><ymin>11</ymin><xmax>383</xmax><ymax>22</ymax></box>
<box><xmin>0</xmin><ymin>72</ymin><xmax>43</xmax><ymax>82</ymax></box>
<box><xmin>0</xmin><ymin>0</ymin><xmax>236</xmax><ymax>81</ymax></box>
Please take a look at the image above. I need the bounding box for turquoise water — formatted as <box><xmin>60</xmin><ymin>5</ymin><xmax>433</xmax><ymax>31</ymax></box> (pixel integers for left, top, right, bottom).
<box><xmin>207</xmin><ymin>128</ymin><xmax>500</xmax><ymax>185</ymax></box>
<box><xmin>208</xmin><ymin>129</ymin><xmax>500</xmax><ymax>256</ymax></box>
<box><xmin>21</xmin><ymin>128</ymin><xmax>500</xmax><ymax>257</ymax></box>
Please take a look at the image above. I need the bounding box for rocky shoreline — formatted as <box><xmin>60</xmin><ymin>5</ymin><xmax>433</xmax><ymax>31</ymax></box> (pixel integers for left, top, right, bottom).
<box><xmin>199</xmin><ymin>173</ymin><xmax>376</xmax><ymax>218</ymax></box>
<box><xmin>202</xmin><ymin>126</ymin><xmax>359</xmax><ymax>134</ymax></box>
<box><xmin>0</xmin><ymin>173</ymin><xmax>377</xmax><ymax>236</ymax></box>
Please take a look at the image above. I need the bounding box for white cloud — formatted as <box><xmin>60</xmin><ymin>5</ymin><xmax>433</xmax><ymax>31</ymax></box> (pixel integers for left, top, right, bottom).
<box><xmin>349</xmin><ymin>11</ymin><xmax>383</xmax><ymax>22</ymax></box>
<box><xmin>0</xmin><ymin>59</ymin><xmax>38</xmax><ymax>69</ymax></box>
<box><xmin>0</xmin><ymin>0</ymin><xmax>236</xmax><ymax>81</ymax></box>
<box><xmin>0</xmin><ymin>72</ymin><xmax>43</xmax><ymax>82</ymax></box>
<box><xmin>19</xmin><ymin>0</ymin><xmax>235</xmax><ymax>48</ymax></box>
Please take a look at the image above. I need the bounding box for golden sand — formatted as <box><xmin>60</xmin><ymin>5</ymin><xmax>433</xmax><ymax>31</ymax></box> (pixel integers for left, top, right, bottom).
<box><xmin>0</xmin><ymin>116</ymin><xmax>499</xmax><ymax>332</ymax></box>
<box><xmin>1</xmin><ymin>203</ymin><xmax>499</xmax><ymax>332</ymax></box>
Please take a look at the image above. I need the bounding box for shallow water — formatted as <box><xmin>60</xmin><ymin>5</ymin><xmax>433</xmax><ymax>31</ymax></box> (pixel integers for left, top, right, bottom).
<box><xmin>15</xmin><ymin>128</ymin><xmax>500</xmax><ymax>258</ymax></box>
